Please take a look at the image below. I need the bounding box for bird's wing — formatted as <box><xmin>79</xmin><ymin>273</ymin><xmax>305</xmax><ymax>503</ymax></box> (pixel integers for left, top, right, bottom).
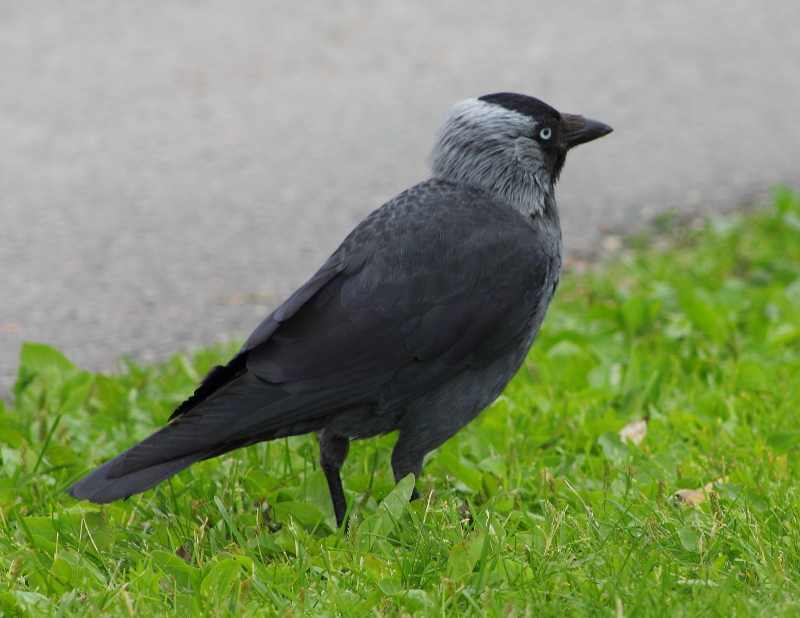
<box><xmin>244</xmin><ymin>180</ymin><xmax>557</xmax><ymax>413</ymax></box>
<box><xmin>168</xmin><ymin>260</ymin><xmax>342</xmax><ymax>420</ymax></box>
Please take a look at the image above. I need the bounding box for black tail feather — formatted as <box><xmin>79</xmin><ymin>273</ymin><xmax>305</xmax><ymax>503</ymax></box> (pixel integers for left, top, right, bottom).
<box><xmin>66</xmin><ymin>449</ymin><xmax>207</xmax><ymax>503</ymax></box>
<box><xmin>66</xmin><ymin>368</ymin><xmax>383</xmax><ymax>504</ymax></box>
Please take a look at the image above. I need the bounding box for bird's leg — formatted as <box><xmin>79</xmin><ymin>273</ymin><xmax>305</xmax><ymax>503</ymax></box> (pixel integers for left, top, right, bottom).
<box><xmin>319</xmin><ymin>429</ymin><xmax>350</xmax><ymax>528</ymax></box>
<box><xmin>390</xmin><ymin>434</ymin><xmax>425</xmax><ymax>502</ymax></box>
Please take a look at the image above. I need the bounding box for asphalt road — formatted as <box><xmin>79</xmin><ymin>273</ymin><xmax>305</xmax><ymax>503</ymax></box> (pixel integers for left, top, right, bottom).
<box><xmin>2</xmin><ymin>0</ymin><xmax>799</xmax><ymax>393</ymax></box>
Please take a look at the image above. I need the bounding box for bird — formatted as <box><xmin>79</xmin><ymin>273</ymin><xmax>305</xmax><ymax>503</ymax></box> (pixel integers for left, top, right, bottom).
<box><xmin>67</xmin><ymin>93</ymin><xmax>612</xmax><ymax>528</ymax></box>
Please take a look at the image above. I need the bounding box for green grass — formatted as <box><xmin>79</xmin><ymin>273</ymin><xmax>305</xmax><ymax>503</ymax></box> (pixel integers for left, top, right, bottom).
<box><xmin>2</xmin><ymin>188</ymin><xmax>800</xmax><ymax>617</ymax></box>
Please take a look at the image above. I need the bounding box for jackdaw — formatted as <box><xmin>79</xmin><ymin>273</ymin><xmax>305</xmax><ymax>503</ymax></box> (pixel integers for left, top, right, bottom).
<box><xmin>67</xmin><ymin>93</ymin><xmax>612</xmax><ymax>527</ymax></box>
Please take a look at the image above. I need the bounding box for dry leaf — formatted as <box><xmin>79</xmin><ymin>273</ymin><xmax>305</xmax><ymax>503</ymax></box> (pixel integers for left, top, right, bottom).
<box><xmin>619</xmin><ymin>419</ymin><xmax>648</xmax><ymax>445</ymax></box>
<box><xmin>673</xmin><ymin>482</ymin><xmax>714</xmax><ymax>506</ymax></box>
<box><xmin>544</xmin><ymin>467</ymin><xmax>555</xmax><ymax>493</ymax></box>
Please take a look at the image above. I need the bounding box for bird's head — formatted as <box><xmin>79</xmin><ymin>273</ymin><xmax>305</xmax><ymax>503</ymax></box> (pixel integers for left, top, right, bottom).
<box><xmin>428</xmin><ymin>92</ymin><xmax>612</xmax><ymax>217</ymax></box>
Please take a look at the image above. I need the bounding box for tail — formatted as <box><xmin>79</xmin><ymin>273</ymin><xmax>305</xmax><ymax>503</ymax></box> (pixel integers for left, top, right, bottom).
<box><xmin>65</xmin><ymin>446</ymin><xmax>222</xmax><ymax>504</ymax></box>
<box><xmin>66</xmin><ymin>372</ymin><xmax>288</xmax><ymax>503</ymax></box>
<box><xmin>66</xmin><ymin>366</ymin><xmax>382</xmax><ymax>503</ymax></box>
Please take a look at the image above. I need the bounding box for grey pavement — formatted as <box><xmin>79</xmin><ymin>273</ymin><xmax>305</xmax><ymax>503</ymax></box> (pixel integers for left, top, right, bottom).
<box><xmin>2</xmin><ymin>0</ymin><xmax>800</xmax><ymax>394</ymax></box>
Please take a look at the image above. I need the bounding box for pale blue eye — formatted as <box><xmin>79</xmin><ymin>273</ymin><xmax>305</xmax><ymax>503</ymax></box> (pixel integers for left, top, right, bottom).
<box><xmin>539</xmin><ymin>127</ymin><xmax>552</xmax><ymax>140</ymax></box>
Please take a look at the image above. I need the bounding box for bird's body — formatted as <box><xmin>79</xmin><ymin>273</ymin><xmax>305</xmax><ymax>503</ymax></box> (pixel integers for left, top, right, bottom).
<box><xmin>67</xmin><ymin>94</ymin><xmax>611</xmax><ymax>526</ymax></box>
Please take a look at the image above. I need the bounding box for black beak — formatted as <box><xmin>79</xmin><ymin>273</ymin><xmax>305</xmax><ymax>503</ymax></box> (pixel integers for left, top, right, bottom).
<box><xmin>562</xmin><ymin>114</ymin><xmax>613</xmax><ymax>149</ymax></box>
